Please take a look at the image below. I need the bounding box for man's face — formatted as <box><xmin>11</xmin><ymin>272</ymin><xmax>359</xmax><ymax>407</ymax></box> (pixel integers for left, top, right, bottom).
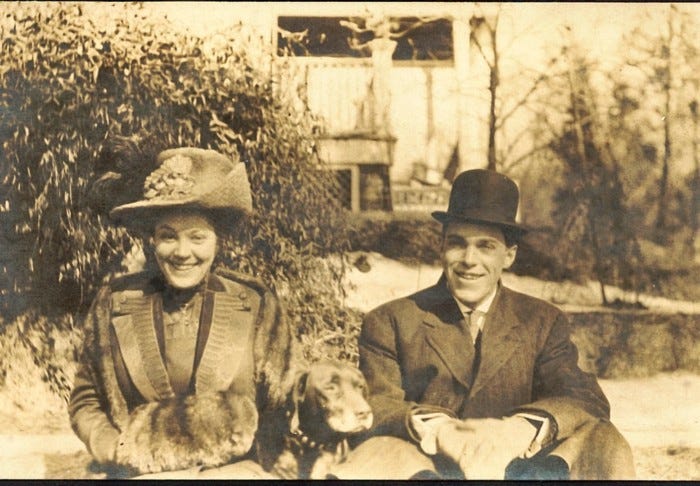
<box><xmin>441</xmin><ymin>221</ymin><xmax>517</xmax><ymax>307</ymax></box>
<box><xmin>152</xmin><ymin>211</ymin><xmax>218</xmax><ymax>289</ymax></box>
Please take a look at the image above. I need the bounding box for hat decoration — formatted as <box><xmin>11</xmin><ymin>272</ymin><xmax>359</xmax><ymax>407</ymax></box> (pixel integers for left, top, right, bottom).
<box><xmin>143</xmin><ymin>154</ymin><xmax>196</xmax><ymax>201</ymax></box>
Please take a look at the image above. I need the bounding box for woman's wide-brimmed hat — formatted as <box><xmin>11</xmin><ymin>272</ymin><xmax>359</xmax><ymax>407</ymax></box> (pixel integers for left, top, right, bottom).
<box><xmin>109</xmin><ymin>147</ymin><xmax>253</xmax><ymax>225</ymax></box>
<box><xmin>432</xmin><ymin>169</ymin><xmax>528</xmax><ymax>237</ymax></box>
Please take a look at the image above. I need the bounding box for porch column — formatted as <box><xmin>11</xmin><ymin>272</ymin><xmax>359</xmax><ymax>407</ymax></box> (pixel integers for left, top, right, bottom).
<box><xmin>453</xmin><ymin>4</ymin><xmax>486</xmax><ymax>172</ymax></box>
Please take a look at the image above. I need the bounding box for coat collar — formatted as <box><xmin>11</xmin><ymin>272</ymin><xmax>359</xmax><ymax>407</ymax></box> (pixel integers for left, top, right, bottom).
<box><xmin>110</xmin><ymin>271</ymin><xmax>253</xmax><ymax>401</ymax></box>
<box><xmin>416</xmin><ymin>275</ymin><xmax>525</xmax><ymax>393</ymax></box>
<box><xmin>417</xmin><ymin>276</ymin><xmax>475</xmax><ymax>389</ymax></box>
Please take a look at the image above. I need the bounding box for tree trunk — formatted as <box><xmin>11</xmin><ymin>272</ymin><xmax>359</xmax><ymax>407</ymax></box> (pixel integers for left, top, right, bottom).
<box><xmin>486</xmin><ymin>27</ymin><xmax>498</xmax><ymax>171</ymax></box>
<box><xmin>368</xmin><ymin>38</ymin><xmax>397</xmax><ymax>136</ymax></box>
<box><xmin>654</xmin><ymin>92</ymin><xmax>671</xmax><ymax>241</ymax></box>
<box><xmin>487</xmin><ymin>68</ymin><xmax>497</xmax><ymax>171</ymax></box>
<box><xmin>599</xmin><ymin>279</ymin><xmax>609</xmax><ymax>306</ymax></box>
<box><xmin>654</xmin><ymin>11</ymin><xmax>674</xmax><ymax>243</ymax></box>
<box><xmin>690</xmin><ymin>100</ymin><xmax>700</xmax><ymax>258</ymax></box>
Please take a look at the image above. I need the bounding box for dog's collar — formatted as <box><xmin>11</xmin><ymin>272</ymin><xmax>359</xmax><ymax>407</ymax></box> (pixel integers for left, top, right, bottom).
<box><xmin>286</xmin><ymin>427</ymin><xmax>340</xmax><ymax>454</ymax></box>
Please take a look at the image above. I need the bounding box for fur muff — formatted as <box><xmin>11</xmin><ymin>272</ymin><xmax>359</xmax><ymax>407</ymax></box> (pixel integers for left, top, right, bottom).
<box><xmin>115</xmin><ymin>390</ymin><xmax>258</xmax><ymax>475</ymax></box>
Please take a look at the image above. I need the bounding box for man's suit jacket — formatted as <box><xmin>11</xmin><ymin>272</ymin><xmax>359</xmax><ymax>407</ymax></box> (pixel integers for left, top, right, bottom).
<box><xmin>359</xmin><ymin>276</ymin><xmax>610</xmax><ymax>445</ymax></box>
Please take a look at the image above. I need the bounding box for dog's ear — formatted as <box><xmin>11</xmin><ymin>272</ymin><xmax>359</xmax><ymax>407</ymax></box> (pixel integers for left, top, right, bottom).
<box><xmin>289</xmin><ymin>370</ymin><xmax>309</xmax><ymax>433</ymax></box>
<box><xmin>294</xmin><ymin>370</ymin><xmax>309</xmax><ymax>400</ymax></box>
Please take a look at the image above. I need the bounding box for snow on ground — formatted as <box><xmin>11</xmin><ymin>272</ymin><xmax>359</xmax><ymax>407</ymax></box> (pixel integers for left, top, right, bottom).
<box><xmin>601</xmin><ymin>371</ymin><xmax>700</xmax><ymax>448</ymax></box>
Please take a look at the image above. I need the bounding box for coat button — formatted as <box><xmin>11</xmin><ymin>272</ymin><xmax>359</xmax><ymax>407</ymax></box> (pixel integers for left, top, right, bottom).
<box><xmin>239</xmin><ymin>291</ymin><xmax>248</xmax><ymax>300</ymax></box>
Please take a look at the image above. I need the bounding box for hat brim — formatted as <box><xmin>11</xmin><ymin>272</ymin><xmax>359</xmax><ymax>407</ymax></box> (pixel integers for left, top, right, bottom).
<box><xmin>109</xmin><ymin>167</ymin><xmax>252</xmax><ymax>226</ymax></box>
<box><xmin>431</xmin><ymin>210</ymin><xmax>528</xmax><ymax>235</ymax></box>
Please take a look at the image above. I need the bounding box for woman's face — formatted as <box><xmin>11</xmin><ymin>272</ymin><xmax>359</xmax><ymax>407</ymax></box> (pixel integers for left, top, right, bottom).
<box><xmin>152</xmin><ymin>211</ymin><xmax>218</xmax><ymax>289</ymax></box>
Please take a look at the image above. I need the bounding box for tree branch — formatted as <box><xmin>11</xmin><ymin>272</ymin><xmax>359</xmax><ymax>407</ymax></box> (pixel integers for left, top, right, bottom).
<box><xmin>495</xmin><ymin>73</ymin><xmax>548</xmax><ymax>129</ymax></box>
<box><xmin>500</xmin><ymin>141</ymin><xmax>553</xmax><ymax>172</ymax></box>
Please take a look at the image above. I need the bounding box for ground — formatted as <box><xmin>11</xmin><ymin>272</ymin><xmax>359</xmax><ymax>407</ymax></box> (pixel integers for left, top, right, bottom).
<box><xmin>1</xmin><ymin>252</ymin><xmax>698</xmax><ymax>479</ymax></box>
<box><xmin>1</xmin><ymin>371</ymin><xmax>697</xmax><ymax>479</ymax></box>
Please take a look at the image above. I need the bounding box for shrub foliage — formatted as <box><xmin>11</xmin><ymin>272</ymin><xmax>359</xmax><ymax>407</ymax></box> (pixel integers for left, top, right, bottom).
<box><xmin>0</xmin><ymin>3</ymin><xmax>353</xmax><ymax>363</ymax></box>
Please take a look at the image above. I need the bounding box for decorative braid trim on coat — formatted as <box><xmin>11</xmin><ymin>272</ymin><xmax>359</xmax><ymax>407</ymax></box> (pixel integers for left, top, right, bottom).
<box><xmin>213</xmin><ymin>267</ymin><xmax>300</xmax><ymax>410</ymax></box>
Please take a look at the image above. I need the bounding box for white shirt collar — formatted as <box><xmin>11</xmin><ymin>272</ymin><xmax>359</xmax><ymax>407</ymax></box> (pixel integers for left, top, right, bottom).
<box><xmin>453</xmin><ymin>285</ymin><xmax>498</xmax><ymax>316</ymax></box>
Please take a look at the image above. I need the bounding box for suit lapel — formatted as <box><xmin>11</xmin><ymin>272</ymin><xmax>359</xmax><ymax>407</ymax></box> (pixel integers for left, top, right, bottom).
<box><xmin>469</xmin><ymin>287</ymin><xmax>525</xmax><ymax>398</ymax></box>
<box><xmin>420</xmin><ymin>280</ymin><xmax>475</xmax><ymax>390</ymax></box>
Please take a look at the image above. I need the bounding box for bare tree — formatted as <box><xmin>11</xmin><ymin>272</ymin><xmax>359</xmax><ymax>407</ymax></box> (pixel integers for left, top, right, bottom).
<box><xmin>544</xmin><ymin>36</ymin><xmax>646</xmax><ymax>305</ymax></box>
<box><xmin>677</xmin><ymin>8</ymin><xmax>700</xmax><ymax>258</ymax></box>
<box><xmin>623</xmin><ymin>4</ymin><xmax>684</xmax><ymax>243</ymax></box>
<box><xmin>469</xmin><ymin>3</ymin><xmax>561</xmax><ymax>172</ymax></box>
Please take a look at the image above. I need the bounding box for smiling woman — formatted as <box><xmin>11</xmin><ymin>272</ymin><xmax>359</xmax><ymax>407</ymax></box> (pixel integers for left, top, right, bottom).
<box><xmin>152</xmin><ymin>211</ymin><xmax>219</xmax><ymax>290</ymax></box>
<box><xmin>68</xmin><ymin>147</ymin><xmax>296</xmax><ymax>478</ymax></box>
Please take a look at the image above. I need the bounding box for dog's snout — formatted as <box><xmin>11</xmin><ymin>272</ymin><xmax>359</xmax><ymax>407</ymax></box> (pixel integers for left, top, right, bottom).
<box><xmin>356</xmin><ymin>408</ymin><xmax>373</xmax><ymax>429</ymax></box>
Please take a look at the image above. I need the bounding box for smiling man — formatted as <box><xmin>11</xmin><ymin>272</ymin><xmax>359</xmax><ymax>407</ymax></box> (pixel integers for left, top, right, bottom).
<box><xmin>331</xmin><ymin>169</ymin><xmax>634</xmax><ymax>480</ymax></box>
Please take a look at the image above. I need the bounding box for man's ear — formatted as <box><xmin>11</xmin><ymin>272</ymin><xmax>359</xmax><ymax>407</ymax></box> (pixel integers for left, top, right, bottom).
<box><xmin>503</xmin><ymin>244</ymin><xmax>517</xmax><ymax>270</ymax></box>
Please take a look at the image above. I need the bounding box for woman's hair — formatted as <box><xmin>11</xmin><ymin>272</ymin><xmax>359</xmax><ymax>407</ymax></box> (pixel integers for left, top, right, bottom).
<box><xmin>131</xmin><ymin>206</ymin><xmax>244</xmax><ymax>238</ymax></box>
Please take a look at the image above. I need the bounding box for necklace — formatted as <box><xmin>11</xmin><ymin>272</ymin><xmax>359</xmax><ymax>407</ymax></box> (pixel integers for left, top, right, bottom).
<box><xmin>176</xmin><ymin>300</ymin><xmax>194</xmax><ymax>328</ymax></box>
<box><xmin>163</xmin><ymin>298</ymin><xmax>198</xmax><ymax>339</ymax></box>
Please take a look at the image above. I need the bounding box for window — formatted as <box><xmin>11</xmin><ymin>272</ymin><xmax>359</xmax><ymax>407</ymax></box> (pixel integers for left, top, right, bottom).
<box><xmin>277</xmin><ymin>16</ymin><xmax>453</xmax><ymax>61</ymax></box>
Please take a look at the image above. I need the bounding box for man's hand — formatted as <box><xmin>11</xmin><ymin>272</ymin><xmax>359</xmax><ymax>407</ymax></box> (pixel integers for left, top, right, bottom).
<box><xmin>435</xmin><ymin>416</ymin><xmax>536</xmax><ymax>479</ymax></box>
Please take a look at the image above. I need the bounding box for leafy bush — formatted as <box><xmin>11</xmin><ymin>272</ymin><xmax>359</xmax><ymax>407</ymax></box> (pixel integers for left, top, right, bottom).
<box><xmin>348</xmin><ymin>211</ymin><xmax>443</xmax><ymax>265</ymax></box>
<box><xmin>0</xmin><ymin>3</ymin><xmax>352</xmax><ymax>364</ymax></box>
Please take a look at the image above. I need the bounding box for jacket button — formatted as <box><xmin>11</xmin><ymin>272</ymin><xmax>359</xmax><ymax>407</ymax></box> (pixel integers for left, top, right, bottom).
<box><xmin>239</xmin><ymin>291</ymin><xmax>248</xmax><ymax>300</ymax></box>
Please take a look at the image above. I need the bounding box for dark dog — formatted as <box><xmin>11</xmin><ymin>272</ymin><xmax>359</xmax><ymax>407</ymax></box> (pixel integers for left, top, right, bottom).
<box><xmin>270</xmin><ymin>361</ymin><xmax>373</xmax><ymax>479</ymax></box>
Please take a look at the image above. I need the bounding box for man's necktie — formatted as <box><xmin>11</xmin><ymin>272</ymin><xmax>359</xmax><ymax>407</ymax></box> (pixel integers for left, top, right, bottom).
<box><xmin>465</xmin><ymin>310</ymin><xmax>481</xmax><ymax>344</ymax></box>
<box><xmin>465</xmin><ymin>310</ymin><xmax>483</xmax><ymax>387</ymax></box>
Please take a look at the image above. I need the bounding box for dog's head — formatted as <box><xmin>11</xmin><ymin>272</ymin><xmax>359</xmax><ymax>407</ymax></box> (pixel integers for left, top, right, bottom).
<box><xmin>290</xmin><ymin>361</ymin><xmax>373</xmax><ymax>441</ymax></box>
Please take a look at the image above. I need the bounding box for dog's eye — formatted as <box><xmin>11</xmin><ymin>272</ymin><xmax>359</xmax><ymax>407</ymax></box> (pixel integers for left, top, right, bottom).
<box><xmin>351</xmin><ymin>377</ymin><xmax>366</xmax><ymax>389</ymax></box>
<box><xmin>322</xmin><ymin>374</ymin><xmax>341</xmax><ymax>394</ymax></box>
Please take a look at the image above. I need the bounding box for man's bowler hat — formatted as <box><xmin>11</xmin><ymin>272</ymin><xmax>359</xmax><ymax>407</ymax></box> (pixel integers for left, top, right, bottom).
<box><xmin>432</xmin><ymin>169</ymin><xmax>528</xmax><ymax>237</ymax></box>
